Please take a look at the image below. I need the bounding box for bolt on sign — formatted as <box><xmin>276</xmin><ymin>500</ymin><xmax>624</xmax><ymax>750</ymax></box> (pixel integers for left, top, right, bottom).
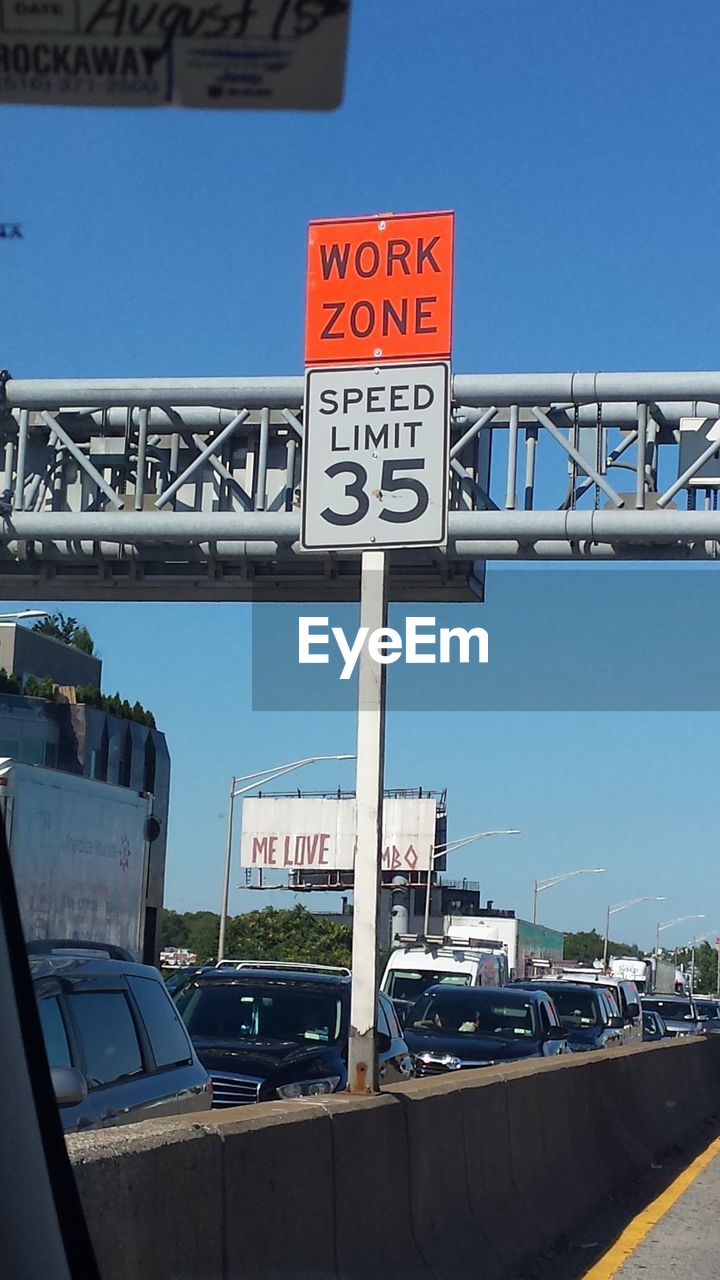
<box><xmin>0</xmin><ymin>0</ymin><xmax>350</xmax><ymax>108</ymax></box>
<box><xmin>305</xmin><ymin>210</ymin><xmax>454</xmax><ymax>366</ymax></box>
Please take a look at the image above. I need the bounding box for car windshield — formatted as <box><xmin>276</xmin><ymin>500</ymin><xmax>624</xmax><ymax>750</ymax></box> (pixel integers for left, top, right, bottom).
<box><xmin>643</xmin><ymin>999</ymin><xmax>695</xmax><ymax>1020</ymax></box>
<box><xmin>409</xmin><ymin>992</ymin><xmax>538</xmax><ymax>1039</ymax></box>
<box><xmin>384</xmin><ymin>969</ymin><xmax>472</xmax><ymax>1002</ymax></box>
<box><xmin>175</xmin><ymin>982</ymin><xmax>344</xmax><ymax>1046</ymax></box>
<box><xmin>165</xmin><ymin>968</ymin><xmax>201</xmax><ymax>994</ymax></box>
<box><xmin>546</xmin><ymin>989</ymin><xmax>599</xmax><ymax>1027</ymax></box>
<box><xmin>695</xmin><ymin>1001</ymin><xmax>720</xmax><ymax>1019</ymax></box>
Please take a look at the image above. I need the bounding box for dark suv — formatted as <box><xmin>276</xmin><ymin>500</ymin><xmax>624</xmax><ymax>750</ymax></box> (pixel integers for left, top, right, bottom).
<box><xmin>404</xmin><ymin>984</ymin><xmax>569</xmax><ymax>1076</ymax></box>
<box><xmin>174</xmin><ymin>965</ymin><xmax>413</xmax><ymax>1104</ymax></box>
<box><xmin>512</xmin><ymin>980</ymin><xmax>626</xmax><ymax>1052</ymax></box>
<box><xmin>31</xmin><ymin>942</ymin><xmax>212</xmax><ymax>1131</ymax></box>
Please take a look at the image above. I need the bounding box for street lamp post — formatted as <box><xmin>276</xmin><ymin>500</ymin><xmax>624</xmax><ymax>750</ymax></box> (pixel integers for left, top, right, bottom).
<box><xmin>0</xmin><ymin>611</ymin><xmax>51</xmax><ymax>621</ymax></box>
<box><xmin>684</xmin><ymin>931</ymin><xmax>714</xmax><ymax>993</ymax></box>
<box><xmin>217</xmin><ymin>754</ymin><xmax>355</xmax><ymax>962</ymax></box>
<box><xmin>532</xmin><ymin>868</ymin><xmax>606</xmax><ymax>925</ymax></box>
<box><xmin>602</xmin><ymin>896</ymin><xmax>666</xmax><ymax>971</ymax></box>
<box><xmin>655</xmin><ymin>914</ymin><xmax>705</xmax><ymax>960</ymax></box>
<box><xmin>422</xmin><ymin>829</ymin><xmax>520</xmax><ymax>938</ymax></box>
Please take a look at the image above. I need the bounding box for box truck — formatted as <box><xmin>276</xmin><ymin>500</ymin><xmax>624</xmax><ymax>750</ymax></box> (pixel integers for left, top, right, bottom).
<box><xmin>0</xmin><ymin>758</ymin><xmax>154</xmax><ymax>959</ymax></box>
<box><xmin>445</xmin><ymin>913</ymin><xmax>564</xmax><ymax>981</ymax></box>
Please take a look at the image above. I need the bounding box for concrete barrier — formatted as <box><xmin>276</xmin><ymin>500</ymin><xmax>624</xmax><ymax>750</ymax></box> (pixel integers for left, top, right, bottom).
<box><xmin>328</xmin><ymin>1093</ymin><xmax>431</xmax><ymax>1280</ymax></box>
<box><xmin>69</xmin><ymin>1117</ymin><xmax>224</xmax><ymax>1280</ymax></box>
<box><xmin>67</xmin><ymin>1037</ymin><xmax>720</xmax><ymax>1280</ymax></box>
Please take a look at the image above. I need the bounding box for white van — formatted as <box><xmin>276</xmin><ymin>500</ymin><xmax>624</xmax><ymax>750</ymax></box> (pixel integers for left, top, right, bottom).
<box><xmin>380</xmin><ymin>933</ymin><xmax>509</xmax><ymax>1017</ymax></box>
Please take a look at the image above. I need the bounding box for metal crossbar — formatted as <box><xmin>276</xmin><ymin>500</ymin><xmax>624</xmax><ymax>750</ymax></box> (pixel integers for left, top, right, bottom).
<box><xmin>3</xmin><ymin>371</ymin><xmax>720</xmax><ymax>599</ymax></box>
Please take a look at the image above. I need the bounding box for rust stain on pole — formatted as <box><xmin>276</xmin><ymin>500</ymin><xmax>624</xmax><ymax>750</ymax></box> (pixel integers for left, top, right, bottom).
<box><xmin>349</xmin><ymin>1060</ymin><xmax>368</xmax><ymax>1094</ymax></box>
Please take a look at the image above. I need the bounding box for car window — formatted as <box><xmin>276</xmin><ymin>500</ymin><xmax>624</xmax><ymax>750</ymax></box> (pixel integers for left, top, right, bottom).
<box><xmin>66</xmin><ymin>991</ymin><xmax>144</xmax><ymax>1087</ymax></box>
<box><xmin>548</xmin><ymin>989</ymin><xmax>598</xmax><ymax>1027</ymax></box>
<box><xmin>384</xmin><ymin>969</ymin><xmax>471</xmax><ymax>1001</ymax></box>
<box><xmin>538</xmin><ymin>1001</ymin><xmax>553</xmax><ymax>1031</ymax></box>
<box><xmin>376</xmin><ymin>999</ymin><xmax>391</xmax><ymax>1039</ymax></box>
<box><xmin>598</xmin><ymin>991</ymin><xmax>615</xmax><ymax>1021</ymax></box>
<box><xmin>410</xmin><ymin>992</ymin><xmax>538</xmax><ymax>1038</ymax></box>
<box><xmin>643</xmin><ymin>999</ymin><xmax>696</xmax><ymax>1020</ymax></box>
<box><xmin>38</xmin><ymin>997</ymin><xmax>72</xmax><ymax>1069</ymax></box>
<box><xmin>177</xmin><ymin>982</ymin><xmax>344</xmax><ymax>1045</ymax></box>
<box><xmin>380</xmin><ymin>996</ymin><xmax>403</xmax><ymax>1041</ymax></box>
<box><xmin>128</xmin><ymin>976</ymin><xmax>193</xmax><ymax>1069</ymax></box>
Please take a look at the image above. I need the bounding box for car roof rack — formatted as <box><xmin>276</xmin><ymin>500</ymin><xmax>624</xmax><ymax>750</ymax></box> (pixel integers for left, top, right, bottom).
<box><xmin>394</xmin><ymin>932</ymin><xmax>506</xmax><ymax>951</ymax></box>
<box><xmin>214</xmin><ymin>959</ymin><xmax>352</xmax><ymax>976</ymax></box>
<box><xmin>26</xmin><ymin>939</ymin><xmax>135</xmax><ymax>962</ymax></box>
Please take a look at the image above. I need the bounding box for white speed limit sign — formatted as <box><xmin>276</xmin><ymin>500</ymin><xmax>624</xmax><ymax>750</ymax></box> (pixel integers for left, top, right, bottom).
<box><xmin>300</xmin><ymin>362</ymin><xmax>449</xmax><ymax>550</ymax></box>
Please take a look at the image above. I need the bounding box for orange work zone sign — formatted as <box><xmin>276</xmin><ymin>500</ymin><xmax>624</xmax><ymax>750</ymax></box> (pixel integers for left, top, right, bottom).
<box><xmin>305</xmin><ymin>210</ymin><xmax>454</xmax><ymax>366</ymax></box>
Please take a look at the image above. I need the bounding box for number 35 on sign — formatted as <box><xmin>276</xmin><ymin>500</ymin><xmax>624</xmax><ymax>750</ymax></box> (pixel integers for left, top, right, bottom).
<box><xmin>301</xmin><ymin>362</ymin><xmax>450</xmax><ymax>551</ymax></box>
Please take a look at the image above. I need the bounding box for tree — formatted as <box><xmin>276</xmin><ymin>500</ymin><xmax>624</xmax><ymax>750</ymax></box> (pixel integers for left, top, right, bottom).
<box><xmin>183</xmin><ymin>912</ymin><xmax>222</xmax><ymax>963</ymax></box>
<box><xmin>160</xmin><ymin>909</ymin><xmax>190</xmax><ymax>949</ymax></box>
<box><xmin>32</xmin><ymin>612</ymin><xmax>95</xmax><ymax>655</ymax></box>
<box><xmin>563</xmin><ymin>929</ymin><xmax>642</xmax><ymax>965</ymax></box>
<box><xmin>75</xmin><ymin>683</ymin><xmax>102</xmax><ymax>709</ymax></box>
<box><xmin>0</xmin><ymin>668</ymin><xmax>20</xmax><ymax>695</ymax></box>
<box><xmin>695</xmin><ymin>942</ymin><xmax>719</xmax><ymax>994</ymax></box>
<box><xmin>676</xmin><ymin>941</ymin><xmax>718</xmax><ymax>995</ymax></box>
<box><xmin>161</xmin><ymin>905</ymin><xmax>352</xmax><ymax>968</ymax></box>
<box><xmin>225</xmin><ymin>905</ymin><xmax>352</xmax><ymax>967</ymax></box>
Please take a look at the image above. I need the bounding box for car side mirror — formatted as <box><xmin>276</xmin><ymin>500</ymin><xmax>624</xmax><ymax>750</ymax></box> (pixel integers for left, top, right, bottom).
<box><xmin>609</xmin><ymin>1015</ymin><xmax>625</xmax><ymax>1029</ymax></box>
<box><xmin>545</xmin><ymin>1025</ymin><xmax>566</xmax><ymax>1040</ymax></box>
<box><xmin>50</xmin><ymin>1065</ymin><xmax>88</xmax><ymax>1108</ymax></box>
<box><xmin>626</xmin><ymin>1002</ymin><xmax>640</xmax><ymax>1020</ymax></box>
<box><xmin>377</xmin><ymin>1031</ymin><xmax>392</xmax><ymax>1054</ymax></box>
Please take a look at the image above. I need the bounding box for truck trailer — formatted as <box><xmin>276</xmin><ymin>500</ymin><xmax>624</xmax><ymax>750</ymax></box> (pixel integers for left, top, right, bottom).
<box><xmin>0</xmin><ymin>758</ymin><xmax>155</xmax><ymax>959</ymax></box>
<box><xmin>445</xmin><ymin>912</ymin><xmax>564</xmax><ymax>980</ymax></box>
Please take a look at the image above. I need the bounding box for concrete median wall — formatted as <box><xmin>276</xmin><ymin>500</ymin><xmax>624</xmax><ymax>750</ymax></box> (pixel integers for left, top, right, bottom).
<box><xmin>67</xmin><ymin>1038</ymin><xmax>720</xmax><ymax>1280</ymax></box>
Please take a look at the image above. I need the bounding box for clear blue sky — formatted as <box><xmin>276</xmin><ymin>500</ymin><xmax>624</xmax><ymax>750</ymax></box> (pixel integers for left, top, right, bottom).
<box><xmin>3</xmin><ymin>0</ymin><xmax>720</xmax><ymax>952</ymax></box>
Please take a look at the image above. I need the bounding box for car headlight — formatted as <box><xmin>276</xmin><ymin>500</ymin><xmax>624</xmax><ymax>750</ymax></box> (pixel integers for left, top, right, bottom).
<box><xmin>276</xmin><ymin>1077</ymin><xmax>341</xmax><ymax>1100</ymax></box>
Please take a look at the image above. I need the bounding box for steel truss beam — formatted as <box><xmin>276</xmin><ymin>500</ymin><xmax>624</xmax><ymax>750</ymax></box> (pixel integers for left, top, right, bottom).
<box><xmin>2</xmin><ymin>371</ymin><xmax>720</xmax><ymax>599</ymax></box>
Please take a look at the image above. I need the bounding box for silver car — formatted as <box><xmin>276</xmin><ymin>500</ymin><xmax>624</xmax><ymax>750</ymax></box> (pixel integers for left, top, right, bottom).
<box><xmin>640</xmin><ymin>995</ymin><xmax>701</xmax><ymax>1038</ymax></box>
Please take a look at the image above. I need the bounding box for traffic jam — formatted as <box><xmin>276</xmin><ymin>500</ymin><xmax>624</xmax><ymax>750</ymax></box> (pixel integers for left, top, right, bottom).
<box><xmin>32</xmin><ymin>931</ymin><xmax>719</xmax><ymax>1131</ymax></box>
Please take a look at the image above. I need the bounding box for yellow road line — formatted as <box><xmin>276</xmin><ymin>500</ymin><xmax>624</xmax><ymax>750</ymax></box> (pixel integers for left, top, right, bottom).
<box><xmin>582</xmin><ymin>1134</ymin><xmax>720</xmax><ymax>1279</ymax></box>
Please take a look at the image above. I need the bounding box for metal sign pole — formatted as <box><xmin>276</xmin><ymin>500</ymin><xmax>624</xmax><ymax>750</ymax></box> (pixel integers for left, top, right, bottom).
<box><xmin>348</xmin><ymin>549</ymin><xmax>388</xmax><ymax>1094</ymax></box>
<box><xmin>217</xmin><ymin>775</ymin><xmax>236</xmax><ymax>964</ymax></box>
<box><xmin>423</xmin><ymin>844</ymin><xmax>434</xmax><ymax>937</ymax></box>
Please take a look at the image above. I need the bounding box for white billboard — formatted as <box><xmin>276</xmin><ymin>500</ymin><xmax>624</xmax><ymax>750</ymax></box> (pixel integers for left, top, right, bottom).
<box><xmin>240</xmin><ymin>796</ymin><xmax>436</xmax><ymax>875</ymax></box>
